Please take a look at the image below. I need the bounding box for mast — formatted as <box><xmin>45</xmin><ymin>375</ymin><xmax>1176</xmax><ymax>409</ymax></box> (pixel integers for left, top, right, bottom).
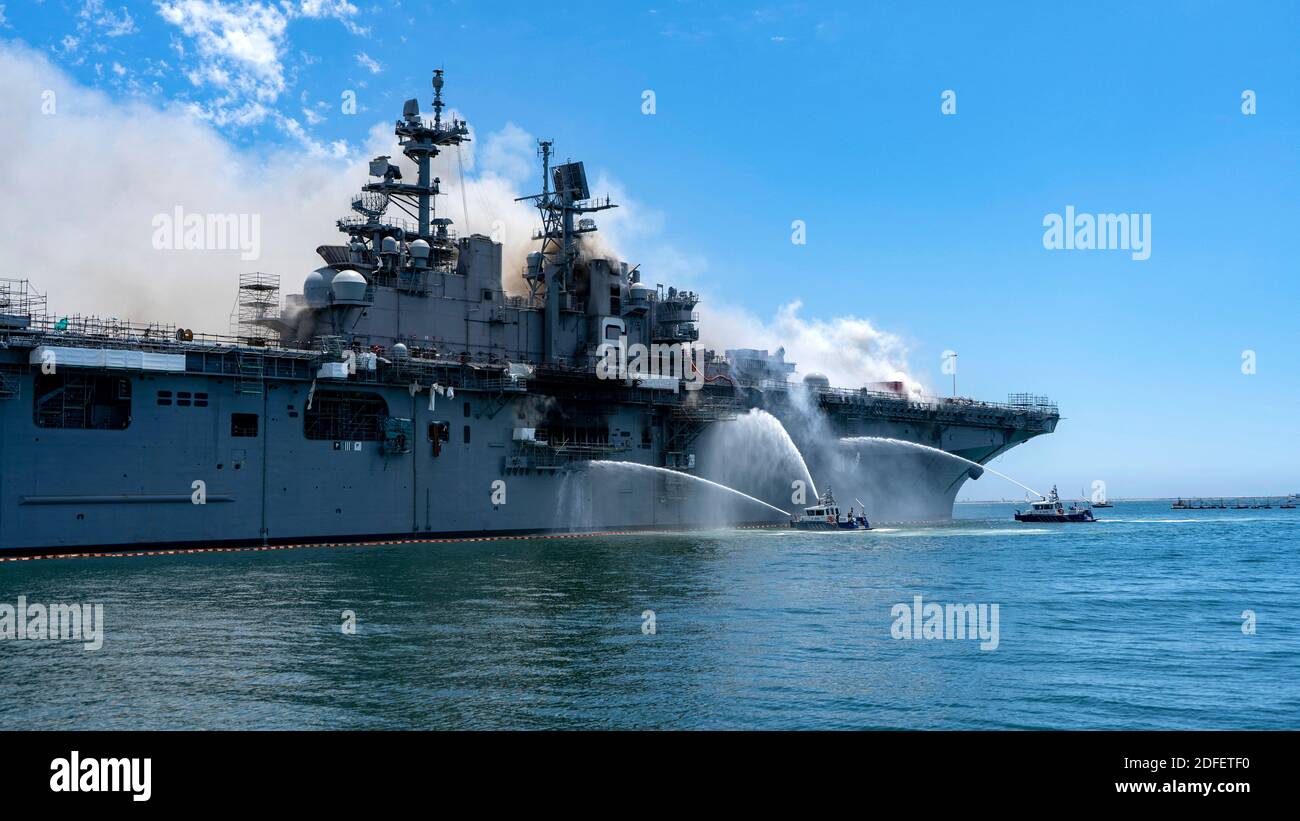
<box><xmin>516</xmin><ymin>142</ymin><xmax>617</xmax><ymax>364</ymax></box>
<box><xmin>362</xmin><ymin>70</ymin><xmax>470</xmax><ymax>243</ymax></box>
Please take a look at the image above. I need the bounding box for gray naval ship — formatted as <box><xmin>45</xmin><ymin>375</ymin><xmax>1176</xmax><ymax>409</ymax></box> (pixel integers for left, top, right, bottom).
<box><xmin>0</xmin><ymin>72</ymin><xmax>1058</xmax><ymax>553</ymax></box>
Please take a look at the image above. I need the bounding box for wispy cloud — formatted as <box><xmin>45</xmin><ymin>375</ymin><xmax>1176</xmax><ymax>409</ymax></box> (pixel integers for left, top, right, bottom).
<box><xmin>298</xmin><ymin>0</ymin><xmax>368</xmax><ymax>35</ymax></box>
<box><xmin>78</xmin><ymin>0</ymin><xmax>139</xmax><ymax>37</ymax></box>
<box><xmin>355</xmin><ymin>52</ymin><xmax>381</xmax><ymax>74</ymax></box>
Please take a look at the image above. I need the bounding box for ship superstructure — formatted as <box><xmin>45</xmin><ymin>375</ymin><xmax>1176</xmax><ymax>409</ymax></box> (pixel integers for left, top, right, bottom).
<box><xmin>0</xmin><ymin>73</ymin><xmax>1058</xmax><ymax>552</ymax></box>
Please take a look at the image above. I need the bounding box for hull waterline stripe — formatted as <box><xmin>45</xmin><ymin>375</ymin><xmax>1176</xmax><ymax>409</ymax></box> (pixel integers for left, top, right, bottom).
<box><xmin>0</xmin><ymin>523</ymin><xmax>787</xmax><ymax>563</ymax></box>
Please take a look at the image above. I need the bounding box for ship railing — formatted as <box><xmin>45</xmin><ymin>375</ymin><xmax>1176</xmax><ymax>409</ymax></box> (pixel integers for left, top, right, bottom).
<box><xmin>743</xmin><ymin>378</ymin><xmax>1059</xmax><ymax>417</ymax></box>
<box><xmin>12</xmin><ymin>312</ymin><xmax>346</xmax><ymax>364</ymax></box>
<box><xmin>335</xmin><ymin>215</ymin><xmax>424</xmax><ymax>236</ymax></box>
<box><xmin>23</xmin><ymin>314</ymin><xmax>243</xmax><ymax>350</ymax></box>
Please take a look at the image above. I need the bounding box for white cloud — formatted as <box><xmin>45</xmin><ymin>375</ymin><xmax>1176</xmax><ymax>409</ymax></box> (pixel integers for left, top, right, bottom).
<box><xmin>297</xmin><ymin>0</ymin><xmax>357</xmax><ymax>16</ymax></box>
<box><xmin>157</xmin><ymin>0</ymin><xmax>289</xmax><ymax>112</ymax></box>
<box><xmin>275</xmin><ymin>113</ymin><xmax>348</xmax><ymax>158</ymax></box>
<box><xmin>155</xmin><ymin>1</ymin><xmax>371</xmax><ymax>125</ymax></box>
<box><xmin>355</xmin><ymin>52</ymin><xmax>381</xmax><ymax>74</ymax></box>
<box><xmin>476</xmin><ymin>122</ymin><xmax>535</xmax><ymax>184</ymax></box>
<box><xmin>293</xmin><ymin>1</ymin><xmax>369</xmax><ymax>35</ymax></box>
<box><xmin>78</xmin><ymin>0</ymin><xmax>139</xmax><ymax>37</ymax></box>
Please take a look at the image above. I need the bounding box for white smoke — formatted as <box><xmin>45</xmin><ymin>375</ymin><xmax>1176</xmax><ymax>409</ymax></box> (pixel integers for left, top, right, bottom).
<box><xmin>700</xmin><ymin>300</ymin><xmax>926</xmax><ymax>395</ymax></box>
<box><xmin>576</xmin><ymin>174</ymin><xmax>925</xmax><ymax>394</ymax></box>
<box><xmin>0</xmin><ymin>41</ymin><xmax>540</xmax><ymax>332</ymax></box>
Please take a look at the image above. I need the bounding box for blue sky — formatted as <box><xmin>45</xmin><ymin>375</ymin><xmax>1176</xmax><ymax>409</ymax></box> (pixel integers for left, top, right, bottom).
<box><xmin>3</xmin><ymin>1</ymin><xmax>1298</xmax><ymax>497</ymax></box>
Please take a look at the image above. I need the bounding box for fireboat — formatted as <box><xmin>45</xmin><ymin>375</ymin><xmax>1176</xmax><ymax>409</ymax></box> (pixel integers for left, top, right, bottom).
<box><xmin>791</xmin><ymin>488</ymin><xmax>871</xmax><ymax>530</ymax></box>
<box><xmin>1014</xmin><ymin>486</ymin><xmax>1096</xmax><ymax>523</ymax></box>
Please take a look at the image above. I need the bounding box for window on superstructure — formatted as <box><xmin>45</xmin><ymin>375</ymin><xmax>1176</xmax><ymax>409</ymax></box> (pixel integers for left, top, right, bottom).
<box><xmin>303</xmin><ymin>391</ymin><xmax>388</xmax><ymax>441</ymax></box>
<box><xmin>231</xmin><ymin>413</ymin><xmax>259</xmax><ymax>438</ymax></box>
<box><xmin>34</xmin><ymin>373</ymin><xmax>132</xmax><ymax>430</ymax></box>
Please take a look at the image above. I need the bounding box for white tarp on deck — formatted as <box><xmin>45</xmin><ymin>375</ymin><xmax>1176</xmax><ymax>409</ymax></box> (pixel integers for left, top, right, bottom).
<box><xmin>29</xmin><ymin>345</ymin><xmax>187</xmax><ymax>373</ymax></box>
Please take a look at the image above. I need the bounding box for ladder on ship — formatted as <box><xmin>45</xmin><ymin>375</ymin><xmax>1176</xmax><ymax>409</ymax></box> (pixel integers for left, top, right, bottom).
<box><xmin>235</xmin><ymin>352</ymin><xmax>265</xmax><ymax>395</ymax></box>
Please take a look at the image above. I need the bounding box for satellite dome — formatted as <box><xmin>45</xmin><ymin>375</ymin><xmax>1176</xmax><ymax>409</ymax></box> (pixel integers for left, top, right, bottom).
<box><xmin>391</xmin><ymin>343</ymin><xmax>409</xmax><ymax>359</ymax></box>
<box><xmin>303</xmin><ymin>270</ymin><xmax>328</xmax><ymax>307</ymax></box>
<box><xmin>381</xmin><ymin>236</ymin><xmax>399</xmax><ymax>255</ymax></box>
<box><xmin>331</xmin><ymin>269</ymin><xmax>369</xmax><ymax>304</ymax></box>
<box><xmin>803</xmin><ymin>372</ymin><xmax>830</xmax><ymax>388</ymax></box>
<box><xmin>409</xmin><ymin>239</ymin><xmax>431</xmax><ymax>259</ymax></box>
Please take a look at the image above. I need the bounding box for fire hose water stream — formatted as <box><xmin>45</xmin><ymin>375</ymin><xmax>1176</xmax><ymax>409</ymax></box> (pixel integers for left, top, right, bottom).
<box><xmin>840</xmin><ymin>436</ymin><xmax>1043</xmax><ymax>499</ymax></box>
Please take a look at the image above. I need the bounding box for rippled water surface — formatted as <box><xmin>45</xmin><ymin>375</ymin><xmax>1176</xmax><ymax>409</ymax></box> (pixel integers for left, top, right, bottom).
<box><xmin>2</xmin><ymin>501</ymin><xmax>1297</xmax><ymax>729</ymax></box>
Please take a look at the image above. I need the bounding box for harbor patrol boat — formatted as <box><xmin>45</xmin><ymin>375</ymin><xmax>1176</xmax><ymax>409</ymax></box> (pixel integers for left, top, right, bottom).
<box><xmin>791</xmin><ymin>489</ymin><xmax>870</xmax><ymax>530</ymax></box>
<box><xmin>1014</xmin><ymin>487</ymin><xmax>1096</xmax><ymax>523</ymax></box>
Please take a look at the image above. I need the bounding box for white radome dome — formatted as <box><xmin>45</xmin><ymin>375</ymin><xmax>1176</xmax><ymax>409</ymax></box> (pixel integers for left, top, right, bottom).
<box><xmin>331</xmin><ymin>269</ymin><xmax>368</xmax><ymax>304</ymax></box>
<box><xmin>303</xmin><ymin>270</ymin><xmax>328</xmax><ymax>307</ymax></box>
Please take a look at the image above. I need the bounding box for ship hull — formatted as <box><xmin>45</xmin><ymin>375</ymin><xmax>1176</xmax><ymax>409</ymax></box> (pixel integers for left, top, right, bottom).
<box><xmin>1</xmin><ymin>361</ymin><xmax>1052</xmax><ymax>551</ymax></box>
<box><xmin>0</xmin><ymin>366</ymin><xmax>794</xmax><ymax>553</ymax></box>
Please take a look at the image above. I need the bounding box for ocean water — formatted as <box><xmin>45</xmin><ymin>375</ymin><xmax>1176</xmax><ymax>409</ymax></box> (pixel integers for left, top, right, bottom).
<box><xmin>1</xmin><ymin>500</ymin><xmax>1297</xmax><ymax>730</ymax></box>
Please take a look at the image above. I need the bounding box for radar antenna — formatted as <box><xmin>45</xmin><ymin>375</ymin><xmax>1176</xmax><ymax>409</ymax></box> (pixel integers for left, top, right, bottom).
<box><xmin>516</xmin><ymin>140</ymin><xmax>617</xmax><ymax>362</ymax></box>
<box><xmin>359</xmin><ymin>69</ymin><xmax>470</xmax><ymax>244</ymax></box>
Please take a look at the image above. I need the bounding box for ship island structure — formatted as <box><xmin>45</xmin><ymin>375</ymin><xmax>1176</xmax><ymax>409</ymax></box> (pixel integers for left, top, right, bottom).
<box><xmin>0</xmin><ymin>73</ymin><xmax>1059</xmax><ymax>553</ymax></box>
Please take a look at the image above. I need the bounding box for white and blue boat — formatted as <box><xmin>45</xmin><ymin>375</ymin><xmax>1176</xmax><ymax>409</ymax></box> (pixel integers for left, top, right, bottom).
<box><xmin>791</xmin><ymin>488</ymin><xmax>870</xmax><ymax>530</ymax></box>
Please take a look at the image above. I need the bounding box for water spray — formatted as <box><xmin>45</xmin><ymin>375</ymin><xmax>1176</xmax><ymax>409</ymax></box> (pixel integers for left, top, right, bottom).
<box><xmin>840</xmin><ymin>437</ymin><xmax>1042</xmax><ymax>498</ymax></box>
<box><xmin>743</xmin><ymin>409</ymin><xmax>818</xmax><ymax>498</ymax></box>
<box><xmin>590</xmin><ymin>461</ymin><xmax>791</xmax><ymax>517</ymax></box>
